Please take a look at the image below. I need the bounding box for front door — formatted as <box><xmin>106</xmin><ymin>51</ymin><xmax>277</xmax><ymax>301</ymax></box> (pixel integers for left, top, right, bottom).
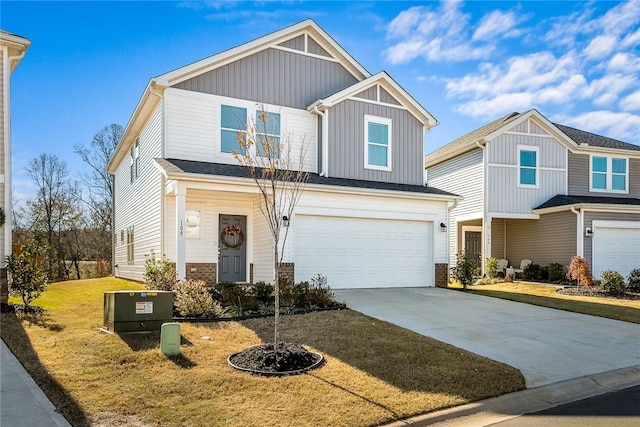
<box><xmin>218</xmin><ymin>214</ymin><xmax>247</xmax><ymax>282</ymax></box>
<box><xmin>464</xmin><ymin>231</ymin><xmax>482</xmax><ymax>271</ymax></box>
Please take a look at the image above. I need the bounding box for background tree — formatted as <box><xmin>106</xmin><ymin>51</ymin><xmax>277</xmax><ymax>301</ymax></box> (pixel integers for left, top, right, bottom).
<box><xmin>74</xmin><ymin>124</ymin><xmax>123</xmax><ymax>267</ymax></box>
<box><xmin>5</xmin><ymin>231</ymin><xmax>49</xmax><ymax>310</ymax></box>
<box><xmin>232</xmin><ymin>106</ymin><xmax>309</xmax><ymax>346</ymax></box>
<box><xmin>25</xmin><ymin>153</ymin><xmax>81</xmax><ymax>281</ymax></box>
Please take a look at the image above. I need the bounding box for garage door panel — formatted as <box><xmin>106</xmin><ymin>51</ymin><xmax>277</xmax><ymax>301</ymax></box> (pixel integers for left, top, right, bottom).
<box><xmin>593</xmin><ymin>224</ymin><xmax>640</xmax><ymax>279</ymax></box>
<box><xmin>295</xmin><ymin>215</ymin><xmax>433</xmax><ymax>289</ymax></box>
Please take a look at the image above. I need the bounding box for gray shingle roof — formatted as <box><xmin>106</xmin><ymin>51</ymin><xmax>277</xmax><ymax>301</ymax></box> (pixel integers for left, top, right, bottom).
<box><xmin>157</xmin><ymin>158</ymin><xmax>459</xmax><ymax>197</ymax></box>
<box><xmin>554</xmin><ymin>124</ymin><xmax>640</xmax><ymax>151</ymax></box>
<box><xmin>535</xmin><ymin>194</ymin><xmax>640</xmax><ymax>210</ymax></box>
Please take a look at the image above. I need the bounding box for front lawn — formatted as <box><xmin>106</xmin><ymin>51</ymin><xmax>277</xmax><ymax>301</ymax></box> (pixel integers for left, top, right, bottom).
<box><xmin>1</xmin><ymin>278</ymin><xmax>525</xmax><ymax>427</ymax></box>
<box><xmin>463</xmin><ymin>282</ymin><xmax>640</xmax><ymax>324</ymax></box>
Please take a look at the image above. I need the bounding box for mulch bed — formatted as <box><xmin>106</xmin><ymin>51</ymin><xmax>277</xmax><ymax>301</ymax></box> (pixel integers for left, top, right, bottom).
<box><xmin>556</xmin><ymin>286</ymin><xmax>640</xmax><ymax>300</ymax></box>
<box><xmin>228</xmin><ymin>342</ymin><xmax>324</xmax><ymax>376</ymax></box>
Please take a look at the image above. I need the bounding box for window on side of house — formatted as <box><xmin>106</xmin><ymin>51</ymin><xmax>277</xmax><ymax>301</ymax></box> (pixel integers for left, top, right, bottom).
<box><xmin>255</xmin><ymin>110</ymin><xmax>281</xmax><ymax>158</ymax></box>
<box><xmin>130</xmin><ymin>139</ymin><xmax>140</xmax><ymax>183</ymax></box>
<box><xmin>591</xmin><ymin>155</ymin><xmax>628</xmax><ymax>192</ymax></box>
<box><xmin>364</xmin><ymin>115</ymin><xmax>392</xmax><ymax>171</ymax></box>
<box><xmin>518</xmin><ymin>146</ymin><xmax>538</xmax><ymax>187</ymax></box>
<box><xmin>126</xmin><ymin>226</ymin><xmax>134</xmax><ymax>264</ymax></box>
<box><xmin>221</xmin><ymin>105</ymin><xmax>247</xmax><ymax>154</ymax></box>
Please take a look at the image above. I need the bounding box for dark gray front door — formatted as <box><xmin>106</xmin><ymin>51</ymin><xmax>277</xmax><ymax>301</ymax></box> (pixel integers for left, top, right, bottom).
<box><xmin>465</xmin><ymin>231</ymin><xmax>482</xmax><ymax>270</ymax></box>
<box><xmin>218</xmin><ymin>214</ymin><xmax>247</xmax><ymax>282</ymax></box>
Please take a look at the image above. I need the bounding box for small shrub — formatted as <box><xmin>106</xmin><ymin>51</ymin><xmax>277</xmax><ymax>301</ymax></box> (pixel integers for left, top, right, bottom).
<box><xmin>251</xmin><ymin>281</ymin><xmax>274</xmax><ymax>305</ymax></box>
<box><xmin>627</xmin><ymin>268</ymin><xmax>640</xmax><ymax>292</ymax></box>
<box><xmin>212</xmin><ymin>281</ymin><xmax>257</xmax><ymax>311</ymax></box>
<box><xmin>600</xmin><ymin>270</ymin><xmax>626</xmax><ymax>296</ymax></box>
<box><xmin>485</xmin><ymin>257</ymin><xmax>498</xmax><ymax>279</ymax></box>
<box><xmin>143</xmin><ymin>251</ymin><xmax>176</xmax><ymax>291</ymax></box>
<box><xmin>173</xmin><ymin>279</ymin><xmax>222</xmax><ymax>317</ymax></box>
<box><xmin>523</xmin><ymin>264</ymin><xmax>549</xmax><ymax>282</ymax></box>
<box><xmin>5</xmin><ymin>233</ymin><xmax>49</xmax><ymax>309</ymax></box>
<box><xmin>567</xmin><ymin>256</ymin><xmax>593</xmax><ymax>287</ymax></box>
<box><xmin>451</xmin><ymin>251</ymin><xmax>480</xmax><ymax>289</ymax></box>
<box><xmin>306</xmin><ymin>274</ymin><xmax>336</xmax><ymax>307</ymax></box>
<box><xmin>278</xmin><ymin>277</ymin><xmax>298</xmax><ymax>308</ymax></box>
<box><xmin>504</xmin><ymin>275</ymin><xmax>513</xmax><ymax>283</ymax></box>
<box><xmin>547</xmin><ymin>263</ymin><xmax>566</xmax><ymax>282</ymax></box>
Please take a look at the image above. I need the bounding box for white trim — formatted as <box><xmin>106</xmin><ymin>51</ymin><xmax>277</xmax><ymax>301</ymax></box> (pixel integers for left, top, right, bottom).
<box><xmin>271</xmin><ymin>44</ymin><xmax>341</xmax><ymax>63</ymax></box>
<box><xmin>517</xmin><ymin>145</ymin><xmax>539</xmax><ymax>189</ymax></box>
<box><xmin>592</xmin><ymin>220</ymin><xmax>640</xmax><ymax>230</ymax></box>
<box><xmin>456</xmin><ymin>212</ymin><xmax>484</xmax><ymax>222</ymax></box>
<box><xmin>504</xmin><ymin>130</ymin><xmax>556</xmax><ymax>138</ymax></box>
<box><xmin>364</xmin><ymin>114</ymin><xmax>392</xmax><ymax>172</ymax></box>
<box><xmin>589</xmin><ymin>154</ymin><xmax>629</xmax><ymax>194</ymax></box>
<box><xmin>488</xmin><ymin>163</ymin><xmax>565</xmax><ymax>172</ymax></box>
<box><xmin>487</xmin><ymin>212</ymin><xmax>540</xmax><ymax>219</ymax></box>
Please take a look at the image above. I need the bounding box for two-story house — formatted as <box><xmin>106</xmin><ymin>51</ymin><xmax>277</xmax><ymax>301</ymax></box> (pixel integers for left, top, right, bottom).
<box><xmin>426</xmin><ymin>109</ymin><xmax>640</xmax><ymax>280</ymax></box>
<box><xmin>1</xmin><ymin>30</ymin><xmax>30</xmax><ymax>304</ymax></box>
<box><xmin>107</xmin><ymin>20</ymin><xmax>458</xmax><ymax>289</ymax></box>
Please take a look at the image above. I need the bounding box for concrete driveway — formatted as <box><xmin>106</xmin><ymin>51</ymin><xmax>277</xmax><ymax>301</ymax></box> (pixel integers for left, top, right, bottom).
<box><xmin>333</xmin><ymin>287</ymin><xmax>640</xmax><ymax>388</ymax></box>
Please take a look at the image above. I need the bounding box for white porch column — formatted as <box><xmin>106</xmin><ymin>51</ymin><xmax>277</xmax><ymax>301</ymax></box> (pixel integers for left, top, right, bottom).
<box><xmin>175</xmin><ymin>185</ymin><xmax>186</xmax><ymax>281</ymax></box>
<box><xmin>483</xmin><ymin>216</ymin><xmax>492</xmax><ymax>275</ymax></box>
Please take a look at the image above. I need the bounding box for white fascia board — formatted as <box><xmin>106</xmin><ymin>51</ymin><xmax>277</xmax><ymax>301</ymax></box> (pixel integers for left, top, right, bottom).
<box><xmin>487</xmin><ymin>211</ymin><xmax>541</xmax><ymax>219</ymax></box>
<box><xmin>533</xmin><ymin>203</ymin><xmax>640</xmax><ymax>215</ymax></box>
<box><xmin>314</xmin><ymin>71</ymin><xmax>438</xmax><ymax>128</ymax></box>
<box><xmin>155</xmin><ymin>19</ymin><xmax>370</xmax><ymax>87</ymax></box>
<box><xmin>107</xmin><ymin>81</ymin><xmax>164</xmax><ymax>173</ymax></box>
<box><xmin>592</xmin><ymin>219</ymin><xmax>640</xmax><ymax>229</ymax></box>
<box><xmin>575</xmin><ymin>145</ymin><xmax>640</xmax><ymax>158</ymax></box>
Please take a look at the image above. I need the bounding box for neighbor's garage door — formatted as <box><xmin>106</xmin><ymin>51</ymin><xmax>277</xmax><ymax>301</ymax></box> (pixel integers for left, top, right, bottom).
<box><xmin>592</xmin><ymin>221</ymin><xmax>640</xmax><ymax>279</ymax></box>
<box><xmin>294</xmin><ymin>215</ymin><xmax>433</xmax><ymax>289</ymax></box>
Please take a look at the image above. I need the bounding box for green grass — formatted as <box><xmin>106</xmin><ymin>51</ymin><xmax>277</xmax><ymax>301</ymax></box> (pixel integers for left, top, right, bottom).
<box><xmin>1</xmin><ymin>278</ymin><xmax>525</xmax><ymax>427</ymax></box>
<box><xmin>463</xmin><ymin>282</ymin><xmax>640</xmax><ymax>324</ymax></box>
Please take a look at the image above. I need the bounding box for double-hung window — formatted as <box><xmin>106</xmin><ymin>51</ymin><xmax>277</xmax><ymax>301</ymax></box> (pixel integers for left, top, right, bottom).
<box><xmin>221</xmin><ymin>105</ymin><xmax>247</xmax><ymax>154</ymax></box>
<box><xmin>518</xmin><ymin>146</ymin><xmax>538</xmax><ymax>187</ymax></box>
<box><xmin>591</xmin><ymin>155</ymin><xmax>627</xmax><ymax>192</ymax></box>
<box><xmin>130</xmin><ymin>139</ymin><xmax>139</xmax><ymax>183</ymax></box>
<box><xmin>255</xmin><ymin>110</ymin><xmax>281</xmax><ymax>158</ymax></box>
<box><xmin>365</xmin><ymin>115</ymin><xmax>392</xmax><ymax>171</ymax></box>
<box><xmin>126</xmin><ymin>226</ymin><xmax>134</xmax><ymax>264</ymax></box>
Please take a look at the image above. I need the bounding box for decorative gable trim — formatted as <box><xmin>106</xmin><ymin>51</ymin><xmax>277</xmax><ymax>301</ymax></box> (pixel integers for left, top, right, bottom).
<box><xmin>309</xmin><ymin>71</ymin><xmax>438</xmax><ymax>128</ymax></box>
<box><xmin>155</xmin><ymin>19</ymin><xmax>369</xmax><ymax>87</ymax></box>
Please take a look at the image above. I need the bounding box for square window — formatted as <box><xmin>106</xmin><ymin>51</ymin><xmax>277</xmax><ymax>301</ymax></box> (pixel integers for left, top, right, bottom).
<box><xmin>590</xmin><ymin>155</ymin><xmax>627</xmax><ymax>193</ymax></box>
<box><xmin>255</xmin><ymin>110</ymin><xmax>281</xmax><ymax>158</ymax></box>
<box><xmin>612</xmin><ymin>174</ymin><xmax>626</xmax><ymax>191</ymax></box>
<box><xmin>612</xmin><ymin>158</ymin><xmax>626</xmax><ymax>174</ymax></box>
<box><xmin>592</xmin><ymin>173</ymin><xmax>607</xmax><ymax>189</ymax></box>
<box><xmin>592</xmin><ymin>156</ymin><xmax>607</xmax><ymax>173</ymax></box>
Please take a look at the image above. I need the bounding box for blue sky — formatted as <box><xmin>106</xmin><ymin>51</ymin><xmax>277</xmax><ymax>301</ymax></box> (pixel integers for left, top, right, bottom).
<box><xmin>4</xmin><ymin>0</ymin><xmax>640</xmax><ymax>204</ymax></box>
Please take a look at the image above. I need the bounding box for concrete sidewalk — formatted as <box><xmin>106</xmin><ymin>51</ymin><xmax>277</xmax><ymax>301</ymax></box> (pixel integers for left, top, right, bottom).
<box><xmin>1</xmin><ymin>339</ymin><xmax>70</xmax><ymax>427</ymax></box>
<box><xmin>334</xmin><ymin>287</ymin><xmax>640</xmax><ymax>388</ymax></box>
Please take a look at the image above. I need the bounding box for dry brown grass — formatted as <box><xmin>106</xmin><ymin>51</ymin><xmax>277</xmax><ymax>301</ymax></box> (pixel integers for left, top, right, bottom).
<box><xmin>465</xmin><ymin>282</ymin><xmax>640</xmax><ymax>324</ymax></box>
<box><xmin>1</xmin><ymin>278</ymin><xmax>525</xmax><ymax>427</ymax></box>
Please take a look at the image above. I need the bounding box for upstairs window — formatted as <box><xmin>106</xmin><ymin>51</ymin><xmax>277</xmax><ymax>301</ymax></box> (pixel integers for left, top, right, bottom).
<box><xmin>591</xmin><ymin>155</ymin><xmax>627</xmax><ymax>192</ymax></box>
<box><xmin>365</xmin><ymin>115</ymin><xmax>392</xmax><ymax>171</ymax></box>
<box><xmin>518</xmin><ymin>146</ymin><xmax>538</xmax><ymax>187</ymax></box>
<box><xmin>130</xmin><ymin>139</ymin><xmax>140</xmax><ymax>183</ymax></box>
<box><xmin>255</xmin><ymin>110</ymin><xmax>281</xmax><ymax>158</ymax></box>
<box><xmin>126</xmin><ymin>226</ymin><xmax>134</xmax><ymax>264</ymax></box>
<box><xmin>221</xmin><ymin>105</ymin><xmax>247</xmax><ymax>154</ymax></box>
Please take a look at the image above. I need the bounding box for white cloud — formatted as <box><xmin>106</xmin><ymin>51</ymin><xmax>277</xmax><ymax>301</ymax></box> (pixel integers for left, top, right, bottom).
<box><xmin>607</xmin><ymin>53</ymin><xmax>640</xmax><ymax>72</ymax></box>
<box><xmin>583</xmin><ymin>35</ymin><xmax>617</xmax><ymax>60</ymax></box>
<box><xmin>537</xmin><ymin>74</ymin><xmax>589</xmax><ymax>104</ymax></box>
<box><xmin>472</xmin><ymin>10</ymin><xmax>520</xmax><ymax>41</ymax></box>
<box><xmin>620</xmin><ymin>90</ymin><xmax>640</xmax><ymax>111</ymax></box>
<box><xmin>588</xmin><ymin>74</ymin><xmax>637</xmax><ymax>106</ymax></box>
<box><xmin>561</xmin><ymin>110</ymin><xmax>640</xmax><ymax>142</ymax></box>
<box><xmin>456</xmin><ymin>92</ymin><xmax>535</xmax><ymax>120</ymax></box>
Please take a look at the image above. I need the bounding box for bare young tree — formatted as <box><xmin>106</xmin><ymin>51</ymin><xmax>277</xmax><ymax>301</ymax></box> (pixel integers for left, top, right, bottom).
<box><xmin>232</xmin><ymin>106</ymin><xmax>310</xmax><ymax>346</ymax></box>
<box><xmin>74</xmin><ymin>124</ymin><xmax>123</xmax><ymax>266</ymax></box>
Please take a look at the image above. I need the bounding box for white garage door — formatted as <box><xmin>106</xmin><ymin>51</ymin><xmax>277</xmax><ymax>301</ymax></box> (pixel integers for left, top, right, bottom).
<box><xmin>592</xmin><ymin>221</ymin><xmax>640</xmax><ymax>279</ymax></box>
<box><xmin>294</xmin><ymin>215</ymin><xmax>433</xmax><ymax>289</ymax></box>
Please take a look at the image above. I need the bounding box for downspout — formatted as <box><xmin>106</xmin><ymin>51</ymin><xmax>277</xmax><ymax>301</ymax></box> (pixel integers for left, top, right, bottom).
<box><xmin>571</xmin><ymin>207</ymin><xmax>583</xmax><ymax>257</ymax></box>
<box><xmin>148</xmin><ymin>81</ymin><xmax>166</xmax><ymax>257</ymax></box>
<box><xmin>311</xmin><ymin>105</ymin><xmax>328</xmax><ymax>177</ymax></box>
<box><xmin>446</xmin><ymin>199</ymin><xmax>459</xmax><ymax>278</ymax></box>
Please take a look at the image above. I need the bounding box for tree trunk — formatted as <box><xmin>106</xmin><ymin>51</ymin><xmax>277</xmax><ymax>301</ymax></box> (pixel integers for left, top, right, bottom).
<box><xmin>273</xmin><ymin>246</ymin><xmax>280</xmax><ymax>346</ymax></box>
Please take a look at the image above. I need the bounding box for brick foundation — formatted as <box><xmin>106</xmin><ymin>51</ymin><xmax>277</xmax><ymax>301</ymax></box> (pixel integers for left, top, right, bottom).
<box><xmin>435</xmin><ymin>263</ymin><xmax>449</xmax><ymax>288</ymax></box>
<box><xmin>278</xmin><ymin>263</ymin><xmax>295</xmax><ymax>282</ymax></box>
<box><xmin>185</xmin><ymin>263</ymin><xmax>217</xmax><ymax>286</ymax></box>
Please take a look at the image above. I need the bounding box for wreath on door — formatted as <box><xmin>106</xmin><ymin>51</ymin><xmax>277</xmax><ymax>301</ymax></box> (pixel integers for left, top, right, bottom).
<box><xmin>220</xmin><ymin>224</ymin><xmax>244</xmax><ymax>249</ymax></box>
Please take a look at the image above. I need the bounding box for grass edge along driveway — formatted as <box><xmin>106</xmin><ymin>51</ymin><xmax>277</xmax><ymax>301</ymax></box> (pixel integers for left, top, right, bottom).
<box><xmin>1</xmin><ymin>278</ymin><xmax>524</xmax><ymax>427</ymax></box>
<box><xmin>460</xmin><ymin>282</ymin><xmax>640</xmax><ymax>324</ymax></box>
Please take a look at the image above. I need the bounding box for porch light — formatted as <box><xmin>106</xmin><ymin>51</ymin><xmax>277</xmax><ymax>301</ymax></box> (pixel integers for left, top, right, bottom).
<box><xmin>440</xmin><ymin>222</ymin><xmax>447</xmax><ymax>232</ymax></box>
<box><xmin>283</xmin><ymin>216</ymin><xmax>290</xmax><ymax>227</ymax></box>
<box><xmin>585</xmin><ymin>227</ymin><xmax>593</xmax><ymax>237</ymax></box>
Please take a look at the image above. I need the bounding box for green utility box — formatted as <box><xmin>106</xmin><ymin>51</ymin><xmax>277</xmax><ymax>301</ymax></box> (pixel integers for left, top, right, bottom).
<box><xmin>103</xmin><ymin>290</ymin><xmax>173</xmax><ymax>333</ymax></box>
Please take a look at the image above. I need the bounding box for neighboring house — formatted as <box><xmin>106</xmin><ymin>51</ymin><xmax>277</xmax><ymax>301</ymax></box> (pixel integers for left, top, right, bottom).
<box><xmin>107</xmin><ymin>19</ymin><xmax>458</xmax><ymax>289</ymax></box>
<box><xmin>426</xmin><ymin>109</ymin><xmax>640</xmax><ymax>279</ymax></box>
<box><xmin>0</xmin><ymin>30</ymin><xmax>30</xmax><ymax>304</ymax></box>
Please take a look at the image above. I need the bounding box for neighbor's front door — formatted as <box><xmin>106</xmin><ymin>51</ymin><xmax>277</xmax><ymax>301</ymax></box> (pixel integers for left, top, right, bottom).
<box><xmin>464</xmin><ymin>231</ymin><xmax>482</xmax><ymax>271</ymax></box>
<box><xmin>218</xmin><ymin>214</ymin><xmax>247</xmax><ymax>282</ymax></box>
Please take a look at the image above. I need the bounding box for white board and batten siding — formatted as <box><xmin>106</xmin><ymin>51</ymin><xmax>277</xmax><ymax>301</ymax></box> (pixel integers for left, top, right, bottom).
<box><xmin>164</xmin><ymin>87</ymin><xmax>317</xmax><ymax>173</ymax></box>
<box><xmin>427</xmin><ymin>148</ymin><xmax>484</xmax><ymax>261</ymax></box>
<box><xmin>485</xmin><ymin>126</ymin><xmax>568</xmax><ymax>214</ymax></box>
<box><xmin>287</xmin><ymin>189</ymin><xmax>448</xmax><ymax>288</ymax></box>
<box><xmin>114</xmin><ymin>103</ymin><xmax>163</xmax><ymax>281</ymax></box>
